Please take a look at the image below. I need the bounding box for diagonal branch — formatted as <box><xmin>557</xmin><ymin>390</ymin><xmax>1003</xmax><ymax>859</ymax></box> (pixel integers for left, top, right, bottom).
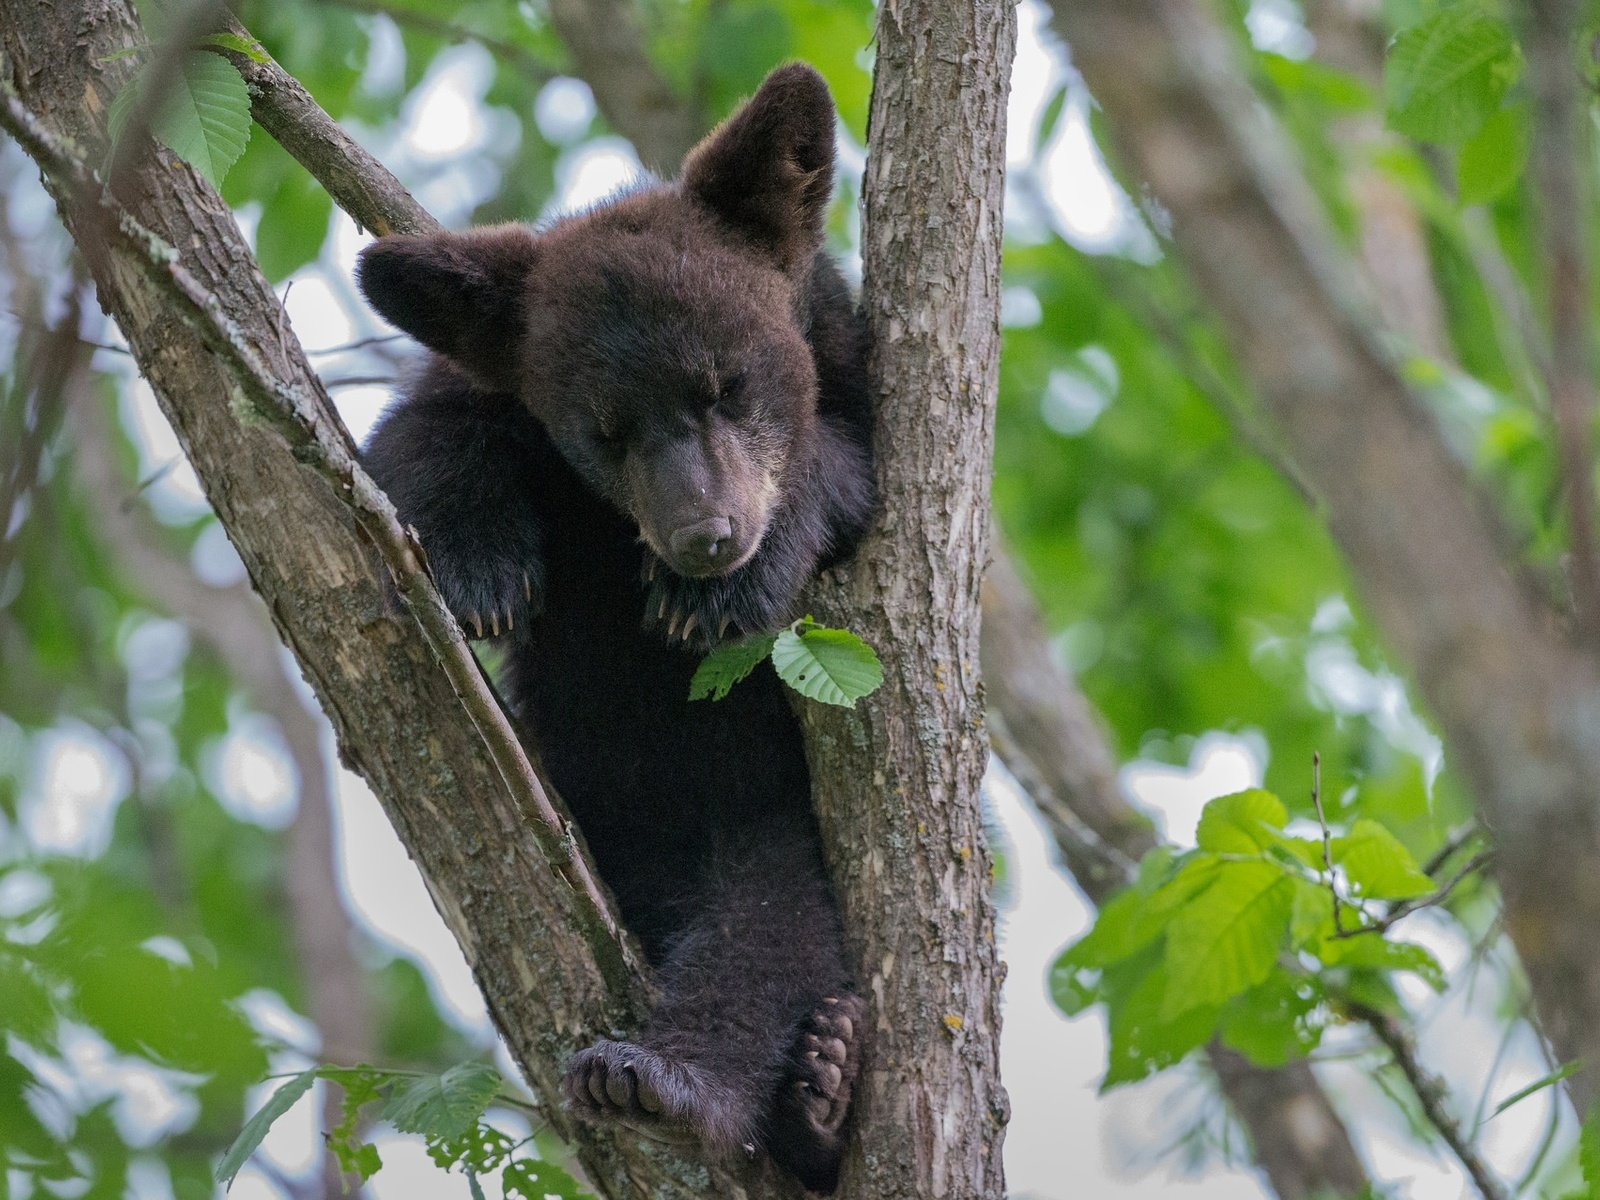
<box><xmin>1048</xmin><ymin>0</ymin><xmax>1600</xmax><ymax>1115</ymax></box>
<box><xmin>1346</xmin><ymin>1000</ymin><xmax>1510</xmax><ymax>1200</ymax></box>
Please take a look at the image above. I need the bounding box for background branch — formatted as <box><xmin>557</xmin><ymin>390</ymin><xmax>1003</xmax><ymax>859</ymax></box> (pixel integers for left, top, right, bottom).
<box><xmin>1049</xmin><ymin>0</ymin><xmax>1600</xmax><ymax>1115</ymax></box>
<box><xmin>1520</xmin><ymin>0</ymin><xmax>1600</xmax><ymax>644</ymax></box>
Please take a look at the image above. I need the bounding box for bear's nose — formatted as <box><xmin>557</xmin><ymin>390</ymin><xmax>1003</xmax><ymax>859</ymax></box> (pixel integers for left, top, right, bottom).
<box><xmin>669</xmin><ymin>516</ymin><xmax>734</xmax><ymax>565</ymax></box>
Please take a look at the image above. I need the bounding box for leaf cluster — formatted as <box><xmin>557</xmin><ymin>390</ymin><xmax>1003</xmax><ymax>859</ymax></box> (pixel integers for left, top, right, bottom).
<box><xmin>218</xmin><ymin>1061</ymin><xmax>590</xmax><ymax>1197</ymax></box>
<box><xmin>1051</xmin><ymin>789</ymin><xmax>1481</xmax><ymax>1089</ymax></box>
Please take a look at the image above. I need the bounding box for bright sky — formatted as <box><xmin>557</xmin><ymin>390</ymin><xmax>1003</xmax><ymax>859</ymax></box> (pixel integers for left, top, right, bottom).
<box><xmin>12</xmin><ymin>2</ymin><xmax>1576</xmax><ymax>1197</ymax></box>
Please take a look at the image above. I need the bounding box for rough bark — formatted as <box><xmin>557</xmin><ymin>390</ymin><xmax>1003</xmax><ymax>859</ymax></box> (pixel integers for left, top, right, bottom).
<box><xmin>792</xmin><ymin>4</ymin><xmax>1016</xmax><ymax>1197</ymax></box>
<box><xmin>982</xmin><ymin>552</ymin><xmax>1373</xmax><ymax>1200</ymax></box>
<box><xmin>0</xmin><ymin>7</ymin><xmax>765</xmax><ymax>1197</ymax></box>
<box><xmin>1048</xmin><ymin>0</ymin><xmax>1600</xmax><ymax>1114</ymax></box>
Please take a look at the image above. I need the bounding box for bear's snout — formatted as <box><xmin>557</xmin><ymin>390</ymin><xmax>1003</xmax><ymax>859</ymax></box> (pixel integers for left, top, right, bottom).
<box><xmin>669</xmin><ymin>516</ymin><xmax>735</xmax><ymax>574</ymax></box>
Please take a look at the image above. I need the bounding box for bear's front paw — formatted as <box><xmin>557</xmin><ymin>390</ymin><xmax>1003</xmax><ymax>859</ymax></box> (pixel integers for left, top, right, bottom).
<box><xmin>563</xmin><ymin>1039</ymin><xmax>753</xmax><ymax>1154</ymax></box>
<box><xmin>641</xmin><ymin>553</ymin><xmax>795</xmax><ymax>649</ymax></box>
<box><xmin>413</xmin><ymin>526</ymin><xmax>544</xmax><ymax>640</ymax></box>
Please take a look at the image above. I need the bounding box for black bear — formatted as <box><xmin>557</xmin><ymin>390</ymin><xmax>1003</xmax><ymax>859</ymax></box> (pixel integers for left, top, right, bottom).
<box><xmin>356</xmin><ymin>64</ymin><xmax>876</xmax><ymax>1192</ymax></box>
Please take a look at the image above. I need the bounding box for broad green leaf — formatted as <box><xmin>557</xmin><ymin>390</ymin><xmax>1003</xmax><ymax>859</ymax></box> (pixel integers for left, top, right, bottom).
<box><xmin>1059</xmin><ymin>855</ymin><xmax>1223</xmax><ymax>971</ymax></box>
<box><xmin>1317</xmin><ymin>936</ymin><xmax>1445</xmax><ymax>990</ymax></box>
<box><xmin>1103</xmin><ymin>961</ymin><xmax>1219</xmax><ymax>1089</ymax></box>
<box><xmin>109</xmin><ymin>51</ymin><xmax>252</xmax><ymax>186</ymax></box>
<box><xmin>1195</xmin><ymin>788</ymin><xmax>1287</xmax><ymax>854</ymax></box>
<box><xmin>1289</xmin><ymin>877</ymin><xmax>1336</xmax><ymax>948</ymax></box>
<box><xmin>771</xmin><ymin>625</ymin><xmax>883</xmax><ymax>708</ymax></box>
<box><xmin>1162</xmin><ymin>861</ymin><xmax>1295</xmax><ymax>1020</ymax></box>
<box><xmin>1490</xmin><ymin>1060</ymin><xmax>1583</xmax><ymax>1118</ymax></box>
<box><xmin>255</xmin><ymin>168</ymin><xmax>334</xmax><ymax>282</ymax></box>
<box><xmin>1385</xmin><ymin>10</ymin><xmax>1520</xmax><ymax>143</ymax></box>
<box><xmin>216</xmin><ymin>1068</ymin><xmax>318</xmax><ymax>1187</ymax></box>
<box><xmin>1458</xmin><ymin>102</ymin><xmax>1528</xmax><ymax>204</ymax></box>
<box><xmin>1049</xmin><ymin>961</ymin><xmax>1100</xmax><ymax>1017</ymax></box>
<box><xmin>688</xmin><ymin>633</ymin><xmax>776</xmax><ymax>701</ymax></box>
<box><xmin>502</xmin><ymin>1156</ymin><xmax>591</xmax><ymax>1199</ymax></box>
<box><xmin>1219</xmin><ymin>973</ymin><xmax>1325</xmax><ymax>1067</ymax></box>
<box><xmin>383</xmin><ymin>1063</ymin><xmax>502</xmax><ymax>1140</ymax></box>
<box><xmin>1332</xmin><ymin>819</ymin><xmax>1434</xmax><ymax>900</ymax></box>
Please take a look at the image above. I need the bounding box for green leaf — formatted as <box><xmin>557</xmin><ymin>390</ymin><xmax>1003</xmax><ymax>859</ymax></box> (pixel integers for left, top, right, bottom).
<box><xmin>1218</xmin><ymin>973</ymin><xmax>1325</xmax><ymax>1067</ymax></box>
<box><xmin>1195</xmin><ymin>789</ymin><xmax>1287</xmax><ymax>854</ymax></box>
<box><xmin>1162</xmin><ymin>861</ymin><xmax>1295</xmax><ymax>1020</ymax></box>
<box><xmin>382</xmin><ymin>1063</ymin><xmax>502</xmax><ymax>1140</ymax></box>
<box><xmin>1332</xmin><ymin>819</ymin><xmax>1435</xmax><ymax>900</ymax></box>
<box><xmin>1458</xmin><ymin>102</ymin><xmax>1528</xmax><ymax>204</ymax></box>
<box><xmin>1103</xmin><ymin>961</ymin><xmax>1219</xmax><ymax>1089</ymax></box>
<box><xmin>502</xmin><ymin>1156</ymin><xmax>591</xmax><ymax>1199</ymax></box>
<box><xmin>1385</xmin><ymin>9</ymin><xmax>1520</xmax><ymax>143</ymax></box>
<box><xmin>771</xmin><ymin>624</ymin><xmax>883</xmax><ymax>708</ymax></box>
<box><xmin>216</xmin><ymin>1068</ymin><xmax>318</xmax><ymax>1187</ymax></box>
<box><xmin>323</xmin><ymin>1066</ymin><xmax>384</xmax><ymax>1181</ymax></box>
<box><xmin>255</xmin><ymin>168</ymin><xmax>334</xmax><ymax>282</ymax></box>
<box><xmin>1049</xmin><ymin>960</ymin><xmax>1100</xmax><ymax>1017</ymax></box>
<box><xmin>688</xmin><ymin>633</ymin><xmax>776</xmax><ymax>701</ymax></box>
<box><xmin>109</xmin><ymin>51</ymin><xmax>252</xmax><ymax>187</ymax></box>
<box><xmin>1317</xmin><ymin>936</ymin><xmax>1445</xmax><ymax>990</ymax></box>
<box><xmin>1490</xmin><ymin>1060</ymin><xmax>1583</xmax><ymax>1118</ymax></box>
<box><xmin>1289</xmin><ymin>877</ymin><xmax>1336</xmax><ymax>948</ymax></box>
<box><xmin>201</xmin><ymin>32</ymin><xmax>270</xmax><ymax>62</ymax></box>
<box><xmin>1059</xmin><ymin>855</ymin><xmax>1223</xmax><ymax>971</ymax></box>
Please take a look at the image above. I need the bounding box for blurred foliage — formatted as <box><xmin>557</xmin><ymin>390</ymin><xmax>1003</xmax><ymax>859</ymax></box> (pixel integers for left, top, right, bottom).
<box><xmin>1</xmin><ymin>0</ymin><xmax>1593</xmax><ymax>1194</ymax></box>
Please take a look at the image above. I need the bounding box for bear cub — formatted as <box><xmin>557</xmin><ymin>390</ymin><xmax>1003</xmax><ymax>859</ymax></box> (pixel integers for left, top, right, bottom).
<box><xmin>357</xmin><ymin>65</ymin><xmax>875</xmax><ymax>1192</ymax></box>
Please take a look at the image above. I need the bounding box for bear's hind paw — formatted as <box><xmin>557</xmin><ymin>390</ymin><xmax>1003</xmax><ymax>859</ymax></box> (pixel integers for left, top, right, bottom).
<box><xmin>563</xmin><ymin>1039</ymin><xmax>752</xmax><ymax>1153</ymax></box>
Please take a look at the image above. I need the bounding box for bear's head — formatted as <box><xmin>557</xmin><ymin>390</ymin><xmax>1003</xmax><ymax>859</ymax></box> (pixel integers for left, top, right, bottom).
<box><xmin>357</xmin><ymin>64</ymin><xmax>838</xmax><ymax>579</ymax></box>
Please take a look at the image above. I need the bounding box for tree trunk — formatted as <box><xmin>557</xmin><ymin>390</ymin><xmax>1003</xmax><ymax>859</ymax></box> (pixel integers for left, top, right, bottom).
<box><xmin>795</xmin><ymin>5</ymin><xmax>1016</xmax><ymax>1197</ymax></box>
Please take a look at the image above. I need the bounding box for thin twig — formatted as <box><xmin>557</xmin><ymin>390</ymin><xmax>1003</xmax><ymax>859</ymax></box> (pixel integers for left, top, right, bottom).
<box><xmin>1308</xmin><ymin>752</ymin><xmax>1347</xmax><ymax>934</ymax></box>
<box><xmin>1346</xmin><ymin>999</ymin><xmax>1510</xmax><ymax>1200</ymax></box>
<box><xmin>1333</xmin><ymin>849</ymin><xmax>1495</xmax><ymax>940</ymax></box>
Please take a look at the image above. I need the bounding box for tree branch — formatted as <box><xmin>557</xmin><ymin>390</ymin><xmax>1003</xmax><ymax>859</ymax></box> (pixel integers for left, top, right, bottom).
<box><xmin>541</xmin><ymin>0</ymin><xmax>702</xmax><ymax>173</ymax></box>
<box><xmin>1346</xmin><ymin>1000</ymin><xmax>1510</xmax><ymax>1200</ymax></box>
<box><xmin>216</xmin><ymin>15</ymin><xmax>440</xmax><ymax>237</ymax></box>
<box><xmin>1048</xmin><ymin>0</ymin><xmax>1600</xmax><ymax>1115</ymax></box>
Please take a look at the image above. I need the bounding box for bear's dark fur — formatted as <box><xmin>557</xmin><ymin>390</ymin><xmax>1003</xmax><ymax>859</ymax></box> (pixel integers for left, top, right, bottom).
<box><xmin>356</xmin><ymin>64</ymin><xmax>876</xmax><ymax>1192</ymax></box>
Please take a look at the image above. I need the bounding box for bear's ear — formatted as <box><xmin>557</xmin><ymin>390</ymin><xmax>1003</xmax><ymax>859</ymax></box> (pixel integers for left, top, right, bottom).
<box><xmin>680</xmin><ymin>63</ymin><xmax>836</xmax><ymax>273</ymax></box>
<box><xmin>356</xmin><ymin>226</ymin><xmax>539</xmax><ymax>389</ymax></box>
